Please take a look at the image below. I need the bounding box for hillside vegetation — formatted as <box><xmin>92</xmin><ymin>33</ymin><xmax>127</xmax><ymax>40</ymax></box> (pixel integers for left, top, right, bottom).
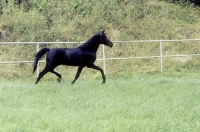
<box><xmin>0</xmin><ymin>0</ymin><xmax>200</xmax><ymax>79</ymax></box>
<box><xmin>1</xmin><ymin>0</ymin><xmax>200</xmax><ymax>41</ymax></box>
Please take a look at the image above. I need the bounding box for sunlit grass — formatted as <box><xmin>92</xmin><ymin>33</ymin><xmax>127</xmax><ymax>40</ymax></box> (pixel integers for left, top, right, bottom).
<box><xmin>0</xmin><ymin>72</ymin><xmax>199</xmax><ymax>131</ymax></box>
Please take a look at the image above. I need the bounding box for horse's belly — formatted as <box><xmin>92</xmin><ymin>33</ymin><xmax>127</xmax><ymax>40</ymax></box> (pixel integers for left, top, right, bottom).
<box><xmin>63</xmin><ymin>52</ymin><xmax>96</xmax><ymax>66</ymax></box>
<box><xmin>62</xmin><ymin>56</ymin><xmax>86</xmax><ymax>66</ymax></box>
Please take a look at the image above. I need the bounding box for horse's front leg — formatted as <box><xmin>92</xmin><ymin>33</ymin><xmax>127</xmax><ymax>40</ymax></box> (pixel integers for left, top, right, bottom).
<box><xmin>71</xmin><ymin>66</ymin><xmax>84</xmax><ymax>84</ymax></box>
<box><xmin>87</xmin><ymin>64</ymin><xmax>106</xmax><ymax>83</ymax></box>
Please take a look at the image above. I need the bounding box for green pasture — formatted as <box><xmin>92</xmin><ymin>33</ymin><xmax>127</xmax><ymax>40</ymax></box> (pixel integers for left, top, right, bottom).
<box><xmin>0</xmin><ymin>72</ymin><xmax>199</xmax><ymax>131</ymax></box>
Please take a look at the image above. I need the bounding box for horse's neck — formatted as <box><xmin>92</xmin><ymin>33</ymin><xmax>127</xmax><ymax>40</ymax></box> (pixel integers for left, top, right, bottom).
<box><xmin>81</xmin><ymin>36</ymin><xmax>100</xmax><ymax>52</ymax></box>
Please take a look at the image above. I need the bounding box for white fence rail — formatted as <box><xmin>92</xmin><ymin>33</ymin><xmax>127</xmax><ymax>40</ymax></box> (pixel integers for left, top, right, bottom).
<box><xmin>1</xmin><ymin>39</ymin><xmax>200</xmax><ymax>76</ymax></box>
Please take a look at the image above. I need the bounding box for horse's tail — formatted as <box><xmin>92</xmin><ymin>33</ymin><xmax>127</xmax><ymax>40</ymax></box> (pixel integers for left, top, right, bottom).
<box><xmin>33</xmin><ymin>48</ymin><xmax>50</xmax><ymax>74</ymax></box>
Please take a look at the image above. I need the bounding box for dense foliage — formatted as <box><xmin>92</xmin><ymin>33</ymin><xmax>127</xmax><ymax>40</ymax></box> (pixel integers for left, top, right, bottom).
<box><xmin>1</xmin><ymin>0</ymin><xmax>200</xmax><ymax>42</ymax></box>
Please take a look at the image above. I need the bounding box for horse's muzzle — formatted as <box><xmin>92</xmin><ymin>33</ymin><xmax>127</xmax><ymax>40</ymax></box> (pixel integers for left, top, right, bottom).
<box><xmin>108</xmin><ymin>42</ymin><xmax>113</xmax><ymax>48</ymax></box>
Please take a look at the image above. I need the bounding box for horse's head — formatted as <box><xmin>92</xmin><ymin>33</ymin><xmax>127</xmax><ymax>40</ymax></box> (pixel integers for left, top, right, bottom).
<box><xmin>99</xmin><ymin>30</ymin><xmax>113</xmax><ymax>48</ymax></box>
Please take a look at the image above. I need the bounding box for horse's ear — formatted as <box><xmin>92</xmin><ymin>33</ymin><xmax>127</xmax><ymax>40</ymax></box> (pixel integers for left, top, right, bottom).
<box><xmin>99</xmin><ymin>29</ymin><xmax>105</xmax><ymax>36</ymax></box>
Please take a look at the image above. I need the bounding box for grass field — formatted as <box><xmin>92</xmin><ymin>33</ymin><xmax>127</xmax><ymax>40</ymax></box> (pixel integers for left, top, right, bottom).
<box><xmin>0</xmin><ymin>72</ymin><xmax>200</xmax><ymax>131</ymax></box>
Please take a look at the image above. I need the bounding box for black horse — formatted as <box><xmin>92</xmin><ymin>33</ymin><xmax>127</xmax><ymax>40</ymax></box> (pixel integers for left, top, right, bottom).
<box><xmin>33</xmin><ymin>30</ymin><xmax>113</xmax><ymax>84</ymax></box>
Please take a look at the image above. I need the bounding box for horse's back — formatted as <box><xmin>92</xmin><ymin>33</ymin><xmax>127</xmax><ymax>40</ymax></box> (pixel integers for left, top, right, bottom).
<box><xmin>46</xmin><ymin>47</ymin><xmax>96</xmax><ymax>67</ymax></box>
<box><xmin>47</xmin><ymin>48</ymin><xmax>81</xmax><ymax>65</ymax></box>
<box><xmin>46</xmin><ymin>48</ymin><xmax>66</xmax><ymax>64</ymax></box>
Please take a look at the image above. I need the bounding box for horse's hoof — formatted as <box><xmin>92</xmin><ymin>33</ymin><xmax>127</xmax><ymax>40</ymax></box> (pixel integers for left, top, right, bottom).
<box><xmin>102</xmin><ymin>80</ymin><xmax>106</xmax><ymax>83</ymax></box>
<box><xmin>58</xmin><ymin>78</ymin><xmax>61</xmax><ymax>83</ymax></box>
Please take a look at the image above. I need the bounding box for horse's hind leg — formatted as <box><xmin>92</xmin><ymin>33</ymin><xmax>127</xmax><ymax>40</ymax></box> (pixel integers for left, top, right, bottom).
<box><xmin>50</xmin><ymin>70</ymin><xmax>62</xmax><ymax>83</ymax></box>
<box><xmin>35</xmin><ymin>67</ymin><xmax>49</xmax><ymax>84</ymax></box>
<box><xmin>71</xmin><ymin>66</ymin><xmax>83</xmax><ymax>84</ymax></box>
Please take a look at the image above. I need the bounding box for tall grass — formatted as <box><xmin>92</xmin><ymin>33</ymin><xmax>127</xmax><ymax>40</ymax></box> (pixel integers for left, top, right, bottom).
<box><xmin>0</xmin><ymin>72</ymin><xmax>200</xmax><ymax>131</ymax></box>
